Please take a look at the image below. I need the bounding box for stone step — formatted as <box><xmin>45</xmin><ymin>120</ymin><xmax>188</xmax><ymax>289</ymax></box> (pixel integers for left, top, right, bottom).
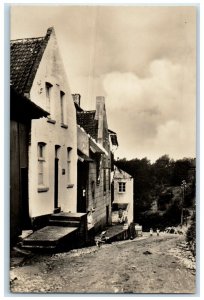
<box><xmin>50</xmin><ymin>212</ymin><xmax>86</xmax><ymax>221</ymax></box>
<box><xmin>22</xmin><ymin>226</ymin><xmax>78</xmax><ymax>250</ymax></box>
<box><xmin>96</xmin><ymin>225</ymin><xmax>130</xmax><ymax>244</ymax></box>
<box><xmin>49</xmin><ymin>219</ymin><xmax>80</xmax><ymax>227</ymax></box>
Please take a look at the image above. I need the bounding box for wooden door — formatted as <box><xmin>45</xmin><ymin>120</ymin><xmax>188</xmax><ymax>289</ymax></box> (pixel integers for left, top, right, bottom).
<box><xmin>77</xmin><ymin>161</ymin><xmax>88</xmax><ymax>213</ymax></box>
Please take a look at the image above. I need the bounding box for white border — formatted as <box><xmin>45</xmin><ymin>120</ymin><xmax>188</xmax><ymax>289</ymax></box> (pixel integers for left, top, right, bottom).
<box><xmin>1</xmin><ymin>1</ymin><xmax>203</xmax><ymax>300</ymax></box>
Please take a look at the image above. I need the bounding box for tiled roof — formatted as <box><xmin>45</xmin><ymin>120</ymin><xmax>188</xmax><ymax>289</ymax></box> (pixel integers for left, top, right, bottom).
<box><xmin>77</xmin><ymin>110</ymin><xmax>98</xmax><ymax>140</ymax></box>
<box><xmin>10</xmin><ymin>27</ymin><xmax>53</xmax><ymax>95</ymax></box>
<box><xmin>10</xmin><ymin>86</ymin><xmax>49</xmax><ymax>122</ymax></box>
<box><xmin>114</xmin><ymin>166</ymin><xmax>132</xmax><ymax>179</ymax></box>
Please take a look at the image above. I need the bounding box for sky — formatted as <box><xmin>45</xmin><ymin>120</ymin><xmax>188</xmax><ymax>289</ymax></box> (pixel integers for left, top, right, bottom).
<box><xmin>10</xmin><ymin>5</ymin><xmax>196</xmax><ymax>162</ymax></box>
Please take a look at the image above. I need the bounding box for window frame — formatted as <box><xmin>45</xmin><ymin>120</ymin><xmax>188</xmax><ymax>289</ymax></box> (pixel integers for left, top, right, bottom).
<box><xmin>67</xmin><ymin>147</ymin><xmax>74</xmax><ymax>188</ymax></box>
<box><xmin>60</xmin><ymin>90</ymin><xmax>68</xmax><ymax>128</ymax></box>
<box><xmin>118</xmin><ymin>182</ymin><xmax>126</xmax><ymax>193</ymax></box>
<box><xmin>45</xmin><ymin>82</ymin><xmax>56</xmax><ymax>124</ymax></box>
<box><xmin>37</xmin><ymin>142</ymin><xmax>49</xmax><ymax>192</ymax></box>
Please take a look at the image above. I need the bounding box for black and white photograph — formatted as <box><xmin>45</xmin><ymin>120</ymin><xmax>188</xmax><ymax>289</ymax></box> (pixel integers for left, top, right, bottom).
<box><xmin>9</xmin><ymin>4</ymin><xmax>196</xmax><ymax>294</ymax></box>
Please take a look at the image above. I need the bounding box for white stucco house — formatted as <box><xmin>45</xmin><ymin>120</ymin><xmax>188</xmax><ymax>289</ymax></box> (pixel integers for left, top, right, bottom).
<box><xmin>112</xmin><ymin>166</ymin><xmax>134</xmax><ymax>225</ymax></box>
<box><xmin>11</xmin><ymin>27</ymin><xmax>77</xmax><ymax>228</ymax></box>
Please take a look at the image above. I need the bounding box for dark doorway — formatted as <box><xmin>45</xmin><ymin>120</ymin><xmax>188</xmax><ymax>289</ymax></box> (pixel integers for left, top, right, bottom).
<box><xmin>106</xmin><ymin>205</ymin><xmax>109</xmax><ymax>225</ymax></box>
<box><xmin>54</xmin><ymin>146</ymin><xmax>60</xmax><ymax>209</ymax></box>
<box><xmin>54</xmin><ymin>158</ymin><xmax>59</xmax><ymax>209</ymax></box>
<box><xmin>21</xmin><ymin>167</ymin><xmax>30</xmax><ymax>229</ymax></box>
<box><xmin>77</xmin><ymin>161</ymin><xmax>88</xmax><ymax>213</ymax></box>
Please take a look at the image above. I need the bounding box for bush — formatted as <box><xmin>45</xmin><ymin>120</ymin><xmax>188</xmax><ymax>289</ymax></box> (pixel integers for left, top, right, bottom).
<box><xmin>135</xmin><ymin>199</ymin><xmax>182</xmax><ymax>231</ymax></box>
<box><xmin>186</xmin><ymin>212</ymin><xmax>196</xmax><ymax>257</ymax></box>
<box><xmin>135</xmin><ymin>212</ymin><xmax>164</xmax><ymax>231</ymax></box>
<box><xmin>164</xmin><ymin>200</ymin><xmax>181</xmax><ymax>226</ymax></box>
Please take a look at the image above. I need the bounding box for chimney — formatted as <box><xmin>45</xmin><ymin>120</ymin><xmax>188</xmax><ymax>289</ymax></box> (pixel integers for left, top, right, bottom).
<box><xmin>95</xmin><ymin>96</ymin><xmax>106</xmax><ymax>145</ymax></box>
<box><xmin>72</xmin><ymin>94</ymin><xmax>81</xmax><ymax>107</ymax></box>
<box><xmin>95</xmin><ymin>96</ymin><xmax>105</xmax><ymax>120</ymax></box>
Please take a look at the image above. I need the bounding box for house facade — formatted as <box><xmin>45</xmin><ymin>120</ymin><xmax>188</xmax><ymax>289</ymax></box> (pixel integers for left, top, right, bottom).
<box><xmin>112</xmin><ymin>166</ymin><xmax>134</xmax><ymax>225</ymax></box>
<box><xmin>76</xmin><ymin>96</ymin><xmax>116</xmax><ymax>232</ymax></box>
<box><xmin>10</xmin><ymin>27</ymin><xmax>77</xmax><ymax>229</ymax></box>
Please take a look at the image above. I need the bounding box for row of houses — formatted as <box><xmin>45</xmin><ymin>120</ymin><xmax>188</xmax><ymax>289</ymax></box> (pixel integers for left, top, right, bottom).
<box><xmin>10</xmin><ymin>27</ymin><xmax>134</xmax><ymax>247</ymax></box>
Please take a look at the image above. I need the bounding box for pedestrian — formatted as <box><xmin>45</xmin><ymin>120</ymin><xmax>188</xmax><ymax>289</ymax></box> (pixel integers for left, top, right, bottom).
<box><xmin>150</xmin><ymin>228</ymin><xmax>153</xmax><ymax>236</ymax></box>
<box><xmin>156</xmin><ymin>228</ymin><xmax>160</xmax><ymax>236</ymax></box>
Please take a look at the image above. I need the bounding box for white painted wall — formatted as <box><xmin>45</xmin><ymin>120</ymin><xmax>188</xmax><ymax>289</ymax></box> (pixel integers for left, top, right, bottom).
<box><xmin>113</xmin><ymin>166</ymin><xmax>134</xmax><ymax>224</ymax></box>
<box><xmin>28</xmin><ymin>29</ymin><xmax>77</xmax><ymax>218</ymax></box>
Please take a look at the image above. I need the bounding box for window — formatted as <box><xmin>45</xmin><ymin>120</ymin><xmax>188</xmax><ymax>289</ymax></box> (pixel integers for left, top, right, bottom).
<box><xmin>67</xmin><ymin>147</ymin><xmax>73</xmax><ymax>187</ymax></box>
<box><xmin>37</xmin><ymin>142</ymin><xmax>48</xmax><ymax>192</ymax></box>
<box><xmin>46</xmin><ymin>82</ymin><xmax>56</xmax><ymax>123</ymax></box>
<box><xmin>60</xmin><ymin>91</ymin><xmax>65</xmax><ymax>124</ymax></box>
<box><xmin>118</xmin><ymin>182</ymin><xmax>126</xmax><ymax>193</ymax></box>
<box><xmin>38</xmin><ymin>143</ymin><xmax>45</xmax><ymax>185</ymax></box>
<box><xmin>96</xmin><ymin>154</ymin><xmax>102</xmax><ymax>185</ymax></box>
<box><xmin>45</xmin><ymin>82</ymin><xmax>52</xmax><ymax>114</ymax></box>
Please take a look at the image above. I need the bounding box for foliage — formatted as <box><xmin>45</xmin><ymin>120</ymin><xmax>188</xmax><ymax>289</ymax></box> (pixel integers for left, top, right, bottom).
<box><xmin>135</xmin><ymin>212</ymin><xmax>164</xmax><ymax>231</ymax></box>
<box><xmin>115</xmin><ymin>155</ymin><xmax>196</xmax><ymax>227</ymax></box>
<box><xmin>135</xmin><ymin>200</ymin><xmax>182</xmax><ymax>231</ymax></box>
<box><xmin>186</xmin><ymin>212</ymin><xmax>196</xmax><ymax>257</ymax></box>
<box><xmin>170</xmin><ymin>158</ymin><xmax>194</xmax><ymax>186</ymax></box>
<box><xmin>157</xmin><ymin>190</ymin><xmax>173</xmax><ymax>211</ymax></box>
<box><xmin>164</xmin><ymin>199</ymin><xmax>181</xmax><ymax>226</ymax></box>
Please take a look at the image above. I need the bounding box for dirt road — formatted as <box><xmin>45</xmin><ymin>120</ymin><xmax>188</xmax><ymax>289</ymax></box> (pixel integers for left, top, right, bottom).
<box><xmin>10</xmin><ymin>233</ymin><xmax>196</xmax><ymax>294</ymax></box>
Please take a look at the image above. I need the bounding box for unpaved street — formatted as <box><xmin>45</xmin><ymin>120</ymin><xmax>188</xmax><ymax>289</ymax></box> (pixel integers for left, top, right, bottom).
<box><xmin>10</xmin><ymin>233</ymin><xmax>196</xmax><ymax>294</ymax></box>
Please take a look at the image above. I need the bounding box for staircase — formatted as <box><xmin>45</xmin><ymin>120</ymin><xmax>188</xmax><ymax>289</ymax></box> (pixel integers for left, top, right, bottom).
<box><xmin>22</xmin><ymin>212</ymin><xmax>87</xmax><ymax>252</ymax></box>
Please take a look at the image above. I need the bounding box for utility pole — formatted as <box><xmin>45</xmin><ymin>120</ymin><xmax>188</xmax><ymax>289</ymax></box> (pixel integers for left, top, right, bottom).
<box><xmin>180</xmin><ymin>180</ymin><xmax>187</xmax><ymax>228</ymax></box>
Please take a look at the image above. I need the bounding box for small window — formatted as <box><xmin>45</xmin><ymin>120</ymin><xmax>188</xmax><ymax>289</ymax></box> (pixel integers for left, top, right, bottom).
<box><xmin>60</xmin><ymin>91</ymin><xmax>65</xmax><ymax>124</ymax></box>
<box><xmin>96</xmin><ymin>154</ymin><xmax>102</xmax><ymax>185</ymax></box>
<box><xmin>38</xmin><ymin>142</ymin><xmax>46</xmax><ymax>186</ymax></box>
<box><xmin>45</xmin><ymin>82</ymin><xmax>53</xmax><ymax>114</ymax></box>
<box><xmin>118</xmin><ymin>182</ymin><xmax>126</xmax><ymax>193</ymax></box>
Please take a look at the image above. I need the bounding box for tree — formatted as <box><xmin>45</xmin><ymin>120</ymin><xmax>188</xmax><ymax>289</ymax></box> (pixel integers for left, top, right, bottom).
<box><xmin>152</xmin><ymin>155</ymin><xmax>174</xmax><ymax>186</ymax></box>
<box><xmin>114</xmin><ymin>155</ymin><xmax>196</xmax><ymax>225</ymax></box>
<box><xmin>171</xmin><ymin>158</ymin><xmax>194</xmax><ymax>186</ymax></box>
<box><xmin>115</xmin><ymin>157</ymin><xmax>155</xmax><ymax>219</ymax></box>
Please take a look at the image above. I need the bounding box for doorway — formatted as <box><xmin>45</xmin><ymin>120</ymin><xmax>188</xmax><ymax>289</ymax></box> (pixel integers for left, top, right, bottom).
<box><xmin>77</xmin><ymin>160</ymin><xmax>88</xmax><ymax>213</ymax></box>
<box><xmin>106</xmin><ymin>205</ymin><xmax>109</xmax><ymax>225</ymax></box>
<box><xmin>54</xmin><ymin>146</ymin><xmax>60</xmax><ymax>210</ymax></box>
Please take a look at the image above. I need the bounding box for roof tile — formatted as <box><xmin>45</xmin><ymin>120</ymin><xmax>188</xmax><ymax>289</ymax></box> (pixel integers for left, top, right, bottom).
<box><xmin>77</xmin><ymin>111</ymin><xmax>98</xmax><ymax>140</ymax></box>
<box><xmin>10</xmin><ymin>27</ymin><xmax>53</xmax><ymax>95</ymax></box>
